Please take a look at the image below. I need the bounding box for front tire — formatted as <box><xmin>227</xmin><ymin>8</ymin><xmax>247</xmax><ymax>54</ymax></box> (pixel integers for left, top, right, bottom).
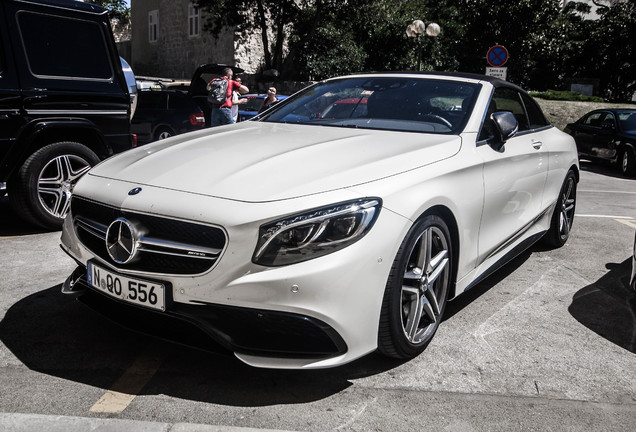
<box><xmin>542</xmin><ymin>170</ymin><xmax>577</xmax><ymax>248</ymax></box>
<box><xmin>378</xmin><ymin>214</ymin><xmax>452</xmax><ymax>359</ymax></box>
<box><xmin>621</xmin><ymin>147</ymin><xmax>636</xmax><ymax>177</ymax></box>
<box><xmin>9</xmin><ymin>142</ymin><xmax>99</xmax><ymax>230</ymax></box>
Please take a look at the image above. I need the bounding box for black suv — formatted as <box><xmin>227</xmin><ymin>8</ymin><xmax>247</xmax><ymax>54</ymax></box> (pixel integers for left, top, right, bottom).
<box><xmin>0</xmin><ymin>0</ymin><xmax>136</xmax><ymax>229</ymax></box>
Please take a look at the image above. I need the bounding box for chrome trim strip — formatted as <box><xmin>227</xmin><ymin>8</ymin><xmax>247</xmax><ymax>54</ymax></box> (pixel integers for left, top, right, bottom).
<box><xmin>26</xmin><ymin>110</ymin><xmax>128</xmax><ymax>115</ymax></box>
<box><xmin>138</xmin><ymin>236</ymin><xmax>222</xmax><ymax>258</ymax></box>
<box><xmin>484</xmin><ymin>206</ymin><xmax>551</xmax><ymax>261</ymax></box>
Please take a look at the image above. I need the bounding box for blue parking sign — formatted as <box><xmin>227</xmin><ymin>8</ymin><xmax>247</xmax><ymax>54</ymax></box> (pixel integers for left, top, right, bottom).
<box><xmin>487</xmin><ymin>45</ymin><xmax>508</xmax><ymax>67</ymax></box>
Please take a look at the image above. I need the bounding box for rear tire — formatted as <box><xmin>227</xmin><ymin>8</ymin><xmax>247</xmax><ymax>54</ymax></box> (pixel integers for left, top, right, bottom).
<box><xmin>154</xmin><ymin>127</ymin><xmax>174</xmax><ymax>141</ymax></box>
<box><xmin>378</xmin><ymin>215</ymin><xmax>452</xmax><ymax>359</ymax></box>
<box><xmin>542</xmin><ymin>170</ymin><xmax>577</xmax><ymax>248</ymax></box>
<box><xmin>9</xmin><ymin>142</ymin><xmax>99</xmax><ymax>230</ymax></box>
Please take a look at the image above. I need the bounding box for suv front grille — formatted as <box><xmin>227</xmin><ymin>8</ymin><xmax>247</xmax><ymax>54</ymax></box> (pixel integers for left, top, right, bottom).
<box><xmin>71</xmin><ymin>196</ymin><xmax>226</xmax><ymax>275</ymax></box>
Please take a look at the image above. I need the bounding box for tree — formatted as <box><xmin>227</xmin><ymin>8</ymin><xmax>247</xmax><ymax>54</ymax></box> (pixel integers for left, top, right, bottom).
<box><xmin>582</xmin><ymin>0</ymin><xmax>636</xmax><ymax>101</ymax></box>
<box><xmin>87</xmin><ymin>0</ymin><xmax>130</xmax><ymax>23</ymax></box>
<box><xmin>194</xmin><ymin>0</ymin><xmax>635</xmax><ymax>100</ymax></box>
<box><xmin>86</xmin><ymin>0</ymin><xmax>131</xmax><ymax>41</ymax></box>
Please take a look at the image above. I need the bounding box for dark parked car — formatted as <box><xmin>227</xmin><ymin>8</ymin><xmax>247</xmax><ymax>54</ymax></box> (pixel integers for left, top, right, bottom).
<box><xmin>0</xmin><ymin>0</ymin><xmax>136</xmax><ymax>229</ymax></box>
<box><xmin>132</xmin><ymin>90</ymin><xmax>205</xmax><ymax>145</ymax></box>
<box><xmin>237</xmin><ymin>94</ymin><xmax>289</xmax><ymax>121</ymax></box>
<box><xmin>564</xmin><ymin>109</ymin><xmax>636</xmax><ymax>177</ymax></box>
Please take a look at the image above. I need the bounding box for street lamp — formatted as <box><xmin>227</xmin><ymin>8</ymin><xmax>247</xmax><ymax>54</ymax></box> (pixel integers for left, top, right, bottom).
<box><xmin>406</xmin><ymin>20</ymin><xmax>441</xmax><ymax>71</ymax></box>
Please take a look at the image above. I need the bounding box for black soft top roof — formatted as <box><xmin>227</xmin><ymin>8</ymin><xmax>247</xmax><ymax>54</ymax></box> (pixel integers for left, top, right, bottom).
<box><xmin>355</xmin><ymin>70</ymin><xmax>526</xmax><ymax>92</ymax></box>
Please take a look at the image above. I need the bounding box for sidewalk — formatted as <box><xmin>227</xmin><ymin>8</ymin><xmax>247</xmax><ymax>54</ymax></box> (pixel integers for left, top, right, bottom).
<box><xmin>0</xmin><ymin>413</ymin><xmax>292</xmax><ymax>432</ymax></box>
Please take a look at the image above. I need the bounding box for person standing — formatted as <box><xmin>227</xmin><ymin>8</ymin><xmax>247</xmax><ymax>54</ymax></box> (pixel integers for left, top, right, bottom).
<box><xmin>258</xmin><ymin>87</ymin><xmax>279</xmax><ymax>114</ymax></box>
<box><xmin>231</xmin><ymin>77</ymin><xmax>248</xmax><ymax>123</ymax></box>
<box><xmin>208</xmin><ymin>67</ymin><xmax>248</xmax><ymax>126</ymax></box>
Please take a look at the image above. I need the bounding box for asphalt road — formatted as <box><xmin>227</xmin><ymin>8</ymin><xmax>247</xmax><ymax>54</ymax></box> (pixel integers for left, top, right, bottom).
<box><xmin>1</xmin><ymin>160</ymin><xmax>635</xmax><ymax>431</ymax></box>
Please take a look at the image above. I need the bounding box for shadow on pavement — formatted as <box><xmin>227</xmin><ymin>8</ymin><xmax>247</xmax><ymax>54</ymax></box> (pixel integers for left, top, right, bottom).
<box><xmin>0</xmin><ymin>196</ymin><xmax>52</xmax><ymax>236</ymax></box>
<box><xmin>569</xmin><ymin>258</ymin><xmax>636</xmax><ymax>353</ymax></box>
<box><xmin>444</xmin><ymin>249</ymin><xmax>532</xmax><ymax>321</ymax></box>
<box><xmin>579</xmin><ymin>159</ymin><xmax>635</xmax><ymax>180</ymax></box>
<box><xmin>0</xmin><ymin>284</ymin><xmax>406</xmax><ymax>407</ymax></box>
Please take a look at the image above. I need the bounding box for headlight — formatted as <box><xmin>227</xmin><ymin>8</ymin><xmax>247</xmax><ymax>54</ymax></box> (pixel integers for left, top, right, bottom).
<box><xmin>253</xmin><ymin>198</ymin><xmax>382</xmax><ymax>266</ymax></box>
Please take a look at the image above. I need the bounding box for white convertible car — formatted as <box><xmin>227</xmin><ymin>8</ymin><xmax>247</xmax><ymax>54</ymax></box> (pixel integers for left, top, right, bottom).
<box><xmin>60</xmin><ymin>73</ymin><xmax>579</xmax><ymax>369</ymax></box>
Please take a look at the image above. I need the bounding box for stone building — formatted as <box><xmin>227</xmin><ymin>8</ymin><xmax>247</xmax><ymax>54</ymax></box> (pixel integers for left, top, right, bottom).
<box><xmin>130</xmin><ymin>0</ymin><xmax>262</xmax><ymax>79</ymax></box>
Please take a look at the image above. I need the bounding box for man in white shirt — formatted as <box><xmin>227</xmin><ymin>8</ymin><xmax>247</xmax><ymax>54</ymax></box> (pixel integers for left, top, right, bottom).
<box><xmin>231</xmin><ymin>77</ymin><xmax>248</xmax><ymax>123</ymax></box>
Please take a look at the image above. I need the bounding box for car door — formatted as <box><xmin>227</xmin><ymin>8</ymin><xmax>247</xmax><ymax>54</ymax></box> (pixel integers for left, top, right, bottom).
<box><xmin>0</xmin><ymin>5</ymin><xmax>23</xmax><ymax>180</ymax></box>
<box><xmin>590</xmin><ymin>112</ymin><xmax>618</xmax><ymax>161</ymax></box>
<box><xmin>572</xmin><ymin>111</ymin><xmax>604</xmax><ymax>157</ymax></box>
<box><xmin>476</xmin><ymin>87</ymin><xmax>549</xmax><ymax>264</ymax></box>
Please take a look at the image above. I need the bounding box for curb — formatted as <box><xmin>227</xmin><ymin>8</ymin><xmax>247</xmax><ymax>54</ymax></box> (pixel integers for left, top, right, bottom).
<box><xmin>0</xmin><ymin>413</ymin><xmax>292</xmax><ymax>432</ymax></box>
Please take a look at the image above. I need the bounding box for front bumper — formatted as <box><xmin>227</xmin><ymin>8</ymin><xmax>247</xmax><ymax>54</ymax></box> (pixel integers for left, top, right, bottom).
<box><xmin>62</xmin><ymin>266</ymin><xmax>348</xmax><ymax>360</ymax></box>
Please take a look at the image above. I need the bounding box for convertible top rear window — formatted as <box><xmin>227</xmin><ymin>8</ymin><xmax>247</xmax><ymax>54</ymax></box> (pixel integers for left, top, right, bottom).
<box><xmin>262</xmin><ymin>77</ymin><xmax>480</xmax><ymax>134</ymax></box>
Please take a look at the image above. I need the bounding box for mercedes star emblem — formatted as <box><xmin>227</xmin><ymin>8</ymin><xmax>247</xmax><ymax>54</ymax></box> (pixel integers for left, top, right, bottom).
<box><xmin>105</xmin><ymin>218</ymin><xmax>138</xmax><ymax>264</ymax></box>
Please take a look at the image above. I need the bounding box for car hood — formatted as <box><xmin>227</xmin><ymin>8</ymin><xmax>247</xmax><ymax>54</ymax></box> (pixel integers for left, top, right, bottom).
<box><xmin>89</xmin><ymin>122</ymin><xmax>461</xmax><ymax>202</ymax></box>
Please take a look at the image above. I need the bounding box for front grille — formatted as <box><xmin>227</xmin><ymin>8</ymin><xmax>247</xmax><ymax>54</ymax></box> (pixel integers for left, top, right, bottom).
<box><xmin>71</xmin><ymin>196</ymin><xmax>226</xmax><ymax>275</ymax></box>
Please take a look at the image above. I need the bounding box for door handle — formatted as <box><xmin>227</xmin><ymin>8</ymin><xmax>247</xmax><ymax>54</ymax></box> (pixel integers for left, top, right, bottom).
<box><xmin>531</xmin><ymin>140</ymin><xmax>543</xmax><ymax>150</ymax></box>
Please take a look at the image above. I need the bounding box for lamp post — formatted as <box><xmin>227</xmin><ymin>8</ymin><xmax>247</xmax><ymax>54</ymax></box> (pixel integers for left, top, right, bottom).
<box><xmin>406</xmin><ymin>20</ymin><xmax>441</xmax><ymax>71</ymax></box>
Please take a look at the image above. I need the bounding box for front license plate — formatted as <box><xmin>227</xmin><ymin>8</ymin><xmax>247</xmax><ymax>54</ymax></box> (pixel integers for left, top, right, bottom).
<box><xmin>87</xmin><ymin>262</ymin><xmax>165</xmax><ymax>311</ymax></box>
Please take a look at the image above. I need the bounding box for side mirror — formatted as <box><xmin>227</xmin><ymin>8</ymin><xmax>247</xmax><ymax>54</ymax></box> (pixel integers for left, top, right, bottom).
<box><xmin>490</xmin><ymin>111</ymin><xmax>518</xmax><ymax>150</ymax></box>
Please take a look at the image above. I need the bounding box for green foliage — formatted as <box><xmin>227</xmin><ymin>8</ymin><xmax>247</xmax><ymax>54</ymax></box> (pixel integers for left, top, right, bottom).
<box><xmin>86</xmin><ymin>0</ymin><xmax>130</xmax><ymax>22</ymax></box>
<box><xmin>194</xmin><ymin>0</ymin><xmax>636</xmax><ymax>102</ymax></box>
<box><xmin>529</xmin><ymin>90</ymin><xmax>605</xmax><ymax>102</ymax></box>
<box><xmin>580</xmin><ymin>1</ymin><xmax>636</xmax><ymax>102</ymax></box>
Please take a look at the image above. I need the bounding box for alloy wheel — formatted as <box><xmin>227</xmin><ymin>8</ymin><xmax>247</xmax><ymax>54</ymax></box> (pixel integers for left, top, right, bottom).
<box><xmin>558</xmin><ymin>175</ymin><xmax>576</xmax><ymax>240</ymax></box>
<box><xmin>401</xmin><ymin>225</ymin><xmax>450</xmax><ymax>344</ymax></box>
<box><xmin>37</xmin><ymin>154</ymin><xmax>92</xmax><ymax>218</ymax></box>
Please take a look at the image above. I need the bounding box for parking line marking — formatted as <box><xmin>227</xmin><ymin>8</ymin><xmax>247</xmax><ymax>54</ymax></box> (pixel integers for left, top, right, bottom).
<box><xmin>615</xmin><ymin>219</ymin><xmax>636</xmax><ymax>229</ymax></box>
<box><xmin>575</xmin><ymin>214</ymin><xmax>634</xmax><ymax>219</ymax></box>
<box><xmin>579</xmin><ymin>189</ymin><xmax>636</xmax><ymax>194</ymax></box>
<box><xmin>89</xmin><ymin>349</ymin><xmax>164</xmax><ymax>414</ymax></box>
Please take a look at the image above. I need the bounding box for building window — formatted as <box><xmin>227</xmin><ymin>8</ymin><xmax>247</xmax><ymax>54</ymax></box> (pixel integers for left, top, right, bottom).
<box><xmin>148</xmin><ymin>10</ymin><xmax>158</xmax><ymax>43</ymax></box>
<box><xmin>188</xmin><ymin>4</ymin><xmax>200</xmax><ymax>37</ymax></box>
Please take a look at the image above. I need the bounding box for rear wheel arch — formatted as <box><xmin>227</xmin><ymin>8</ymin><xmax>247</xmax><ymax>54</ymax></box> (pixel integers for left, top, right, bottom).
<box><xmin>15</xmin><ymin>121</ymin><xmax>110</xmax><ymax>166</ymax></box>
<box><xmin>29</xmin><ymin>124</ymin><xmax>109</xmax><ymax>159</ymax></box>
<box><xmin>153</xmin><ymin>125</ymin><xmax>175</xmax><ymax>141</ymax></box>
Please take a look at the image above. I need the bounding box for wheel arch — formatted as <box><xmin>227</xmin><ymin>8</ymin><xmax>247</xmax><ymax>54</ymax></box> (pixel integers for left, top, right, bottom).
<box><xmin>570</xmin><ymin>163</ymin><xmax>580</xmax><ymax>182</ymax></box>
<box><xmin>152</xmin><ymin>123</ymin><xmax>175</xmax><ymax>139</ymax></box>
<box><xmin>6</xmin><ymin>120</ymin><xmax>111</xmax><ymax>181</ymax></box>
<box><xmin>418</xmin><ymin>205</ymin><xmax>461</xmax><ymax>299</ymax></box>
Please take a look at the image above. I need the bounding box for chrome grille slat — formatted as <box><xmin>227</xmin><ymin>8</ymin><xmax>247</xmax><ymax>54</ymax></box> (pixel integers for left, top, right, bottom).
<box><xmin>75</xmin><ymin>216</ymin><xmax>107</xmax><ymax>240</ymax></box>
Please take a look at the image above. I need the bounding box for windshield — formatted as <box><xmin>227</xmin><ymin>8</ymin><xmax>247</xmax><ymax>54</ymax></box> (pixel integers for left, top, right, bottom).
<box><xmin>261</xmin><ymin>77</ymin><xmax>480</xmax><ymax>134</ymax></box>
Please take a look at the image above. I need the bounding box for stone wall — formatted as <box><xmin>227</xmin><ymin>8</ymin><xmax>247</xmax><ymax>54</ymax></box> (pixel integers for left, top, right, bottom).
<box><xmin>131</xmin><ymin>0</ymin><xmax>262</xmax><ymax>79</ymax></box>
